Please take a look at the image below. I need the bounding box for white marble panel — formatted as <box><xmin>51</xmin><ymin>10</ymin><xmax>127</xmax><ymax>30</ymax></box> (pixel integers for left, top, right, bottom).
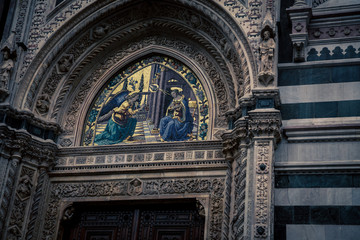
<box><xmin>287</xmin><ymin>225</ymin><xmax>360</xmax><ymax>240</ymax></box>
<box><xmin>352</xmin><ymin>189</ymin><xmax>360</xmax><ymax>205</ymax></box>
<box><xmin>275</xmin><ymin>141</ymin><xmax>360</xmax><ymax>163</ymax></box>
<box><xmin>287</xmin><ymin>224</ymin><xmax>325</xmax><ymax>240</ymax></box>
<box><xmin>279</xmin><ymin>82</ymin><xmax>360</xmax><ymax>104</ymax></box>
<box><xmin>275</xmin><ymin>188</ymin><xmax>354</xmax><ymax>206</ymax></box>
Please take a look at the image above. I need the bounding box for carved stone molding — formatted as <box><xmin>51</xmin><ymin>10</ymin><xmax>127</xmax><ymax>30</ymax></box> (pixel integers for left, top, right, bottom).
<box><xmin>231</xmin><ymin>147</ymin><xmax>248</xmax><ymax>239</ymax></box>
<box><xmin>16</xmin><ymin>0</ymin><xmax>256</xmax><ymax>105</ymax></box>
<box><xmin>0</xmin><ymin>123</ymin><xmax>58</xmax><ymax>168</ymax></box>
<box><xmin>0</xmin><ymin>105</ymin><xmax>62</xmax><ymax>142</ymax></box>
<box><xmin>14</xmin><ymin>0</ymin><xmax>257</xmax><ymax>138</ymax></box>
<box><xmin>37</xmin><ymin>7</ymin><xmax>243</xmax><ymax>120</ymax></box>
<box><xmin>41</xmin><ymin>177</ymin><xmax>225</xmax><ymax>240</ymax></box>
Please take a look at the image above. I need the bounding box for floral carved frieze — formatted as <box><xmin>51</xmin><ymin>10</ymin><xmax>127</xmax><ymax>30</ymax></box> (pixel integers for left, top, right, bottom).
<box><xmin>254</xmin><ymin>141</ymin><xmax>271</xmax><ymax>239</ymax></box>
<box><xmin>309</xmin><ymin>25</ymin><xmax>360</xmax><ymax>40</ymax></box>
<box><xmin>41</xmin><ymin>177</ymin><xmax>225</xmax><ymax>240</ymax></box>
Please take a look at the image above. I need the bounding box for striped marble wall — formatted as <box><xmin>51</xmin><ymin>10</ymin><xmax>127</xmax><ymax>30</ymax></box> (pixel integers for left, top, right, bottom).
<box><xmin>276</xmin><ymin>0</ymin><xmax>360</xmax><ymax>238</ymax></box>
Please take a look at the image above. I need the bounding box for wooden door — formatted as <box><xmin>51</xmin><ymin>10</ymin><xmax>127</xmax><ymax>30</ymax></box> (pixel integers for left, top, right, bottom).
<box><xmin>61</xmin><ymin>200</ymin><xmax>204</xmax><ymax>240</ymax></box>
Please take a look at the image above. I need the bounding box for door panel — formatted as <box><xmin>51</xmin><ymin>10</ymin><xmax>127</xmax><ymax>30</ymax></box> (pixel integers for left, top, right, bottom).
<box><xmin>62</xmin><ymin>201</ymin><xmax>204</xmax><ymax>240</ymax></box>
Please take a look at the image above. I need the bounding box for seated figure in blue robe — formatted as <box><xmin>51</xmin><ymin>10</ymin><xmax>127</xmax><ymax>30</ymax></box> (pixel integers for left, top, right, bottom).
<box><xmin>94</xmin><ymin>92</ymin><xmax>144</xmax><ymax>145</ymax></box>
<box><xmin>159</xmin><ymin>87</ymin><xmax>193</xmax><ymax>141</ymax></box>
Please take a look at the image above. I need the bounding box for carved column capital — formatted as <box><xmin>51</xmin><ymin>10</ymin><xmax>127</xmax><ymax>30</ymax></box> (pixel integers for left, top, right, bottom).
<box><xmin>221</xmin><ymin>118</ymin><xmax>248</xmax><ymax>161</ymax></box>
<box><xmin>248</xmin><ymin>110</ymin><xmax>282</xmax><ymax>143</ymax></box>
<box><xmin>222</xmin><ymin>131</ymin><xmax>240</xmax><ymax>161</ymax></box>
<box><xmin>225</xmin><ymin>108</ymin><xmax>242</xmax><ymax>130</ymax></box>
<box><xmin>23</xmin><ymin>144</ymin><xmax>57</xmax><ymax>170</ymax></box>
<box><xmin>4</xmin><ymin>138</ymin><xmax>27</xmax><ymax>164</ymax></box>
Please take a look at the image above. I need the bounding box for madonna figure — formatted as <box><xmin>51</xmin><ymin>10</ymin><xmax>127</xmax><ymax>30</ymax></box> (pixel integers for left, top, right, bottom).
<box><xmin>94</xmin><ymin>92</ymin><xmax>144</xmax><ymax>145</ymax></box>
<box><xmin>160</xmin><ymin>87</ymin><xmax>193</xmax><ymax>141</ymax></box>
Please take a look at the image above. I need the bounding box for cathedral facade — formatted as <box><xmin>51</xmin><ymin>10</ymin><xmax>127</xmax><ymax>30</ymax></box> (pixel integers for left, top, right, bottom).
<box><xmin>0</xmin><ymin>0</ymin><xmax>359</xmax><ymax>239</ymax></box>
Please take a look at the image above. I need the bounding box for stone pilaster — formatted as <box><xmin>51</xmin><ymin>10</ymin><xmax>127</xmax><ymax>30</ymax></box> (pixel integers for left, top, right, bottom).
<box><xmin>0</xmin><ymin>126</ymin><xmax>57</xmax><ymax>240</ymax></box>
<box><xmin>287</xmin><ymin>0</ymin><xmax>312</xmax><ymax>62</ymax></box>
<box><xmin>222</xmin><ymin>117</ymin><xmax>250</xmax><ymax>240</ymax></box>
<box><xmin>25</xmin><ymin>163</ymin><xmax>51</xmax><ymax>240</ymax></box>
<box><xmin>248</xmin><ymin>109</ymin><xmax>281</xmax><ymax>239</ymax></box>
<box><xmin>222</xmin><ymin>126</ymin><xmax>239</xmax><ymax>240</ymax></box>
<box><xmin>0</xmin><ymin>137</ymin><xmax>22</xmax><ymax>238</ymax></box>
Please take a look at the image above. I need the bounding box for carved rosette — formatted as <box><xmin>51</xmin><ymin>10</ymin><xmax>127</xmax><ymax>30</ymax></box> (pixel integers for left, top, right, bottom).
<box><xmin>41</xmin><ymin>178</ymin><xmax>225</xmax><ymax>240</ymax></box>
<box><xmin>128</xmin><ymin>178</ymin><xmax>143</xmax><ymax>196</ymax></box>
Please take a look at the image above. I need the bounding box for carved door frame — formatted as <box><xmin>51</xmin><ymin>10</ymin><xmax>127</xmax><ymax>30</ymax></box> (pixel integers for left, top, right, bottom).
<box><xmin>41</xmin><ymin>178</ymin><xmax>226</xmax><ymax>240</ymax></box>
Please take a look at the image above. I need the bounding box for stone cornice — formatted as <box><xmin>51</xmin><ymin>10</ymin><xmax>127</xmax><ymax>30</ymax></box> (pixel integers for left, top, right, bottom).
<box><xmin>0</xmin><ymin>105</ymin><xmax>62</xmax><ymax>137</ymax></box>
<box><xmin>57</xmin><ymin>140</ymin><xmax>223</xmax><ymax>156</ymax></box>
<box><xmin>275</xmin><ymin>160</ymin><xmax>360</xmax><ymax>174</ymax></box>
<box><xmin>51</xmin><ymin>159</ymin><xmax>228</xmax><ymax>176</ymax></box>
<box><xmin>283</xmin><ymin>124</ymin><xmax>360</xmax><ymax>143</ymax></box>
<box><xmin>0</xmin><ymin>124</ymin><xmax>58</xmax><ymax>169</ymax></box>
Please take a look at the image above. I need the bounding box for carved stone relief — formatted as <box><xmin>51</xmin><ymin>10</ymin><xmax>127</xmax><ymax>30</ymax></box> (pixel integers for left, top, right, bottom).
<box><xmin>91</xmin><ymin>24</ymin><xmax>110</xmax><ymax>39</ymax></box>
<box><xmin>7</xmin><ymin>166</ymin><xmax>35</xmax><ymax>240</ymax></box>
<box><xmin>0</xmin><ymin>32</ymin><xmax>17</xmax><ymax>102</ymax></box>
<box><xmin>128</xmin><ymin>178</ymin><xmax>143</xmax><ymax>196</ymax></box>
<box><xmin>35</xmin><ymin>94</ymin><xmax>51</xmax><ymax>115</ymax></box>
<box><xmin>248</xmin><ymin>110</ymin><xmax>281</xmax><ymax>239</ymax></box>
<box><xmin>258</xmin><ymin>27</ymin><xmax>275</xmax><ymax>73</ymax></box>
<box><xmin>56</xmin><ymin>54</ymin><xmax>74</xmax><ymax>74</ymax></box>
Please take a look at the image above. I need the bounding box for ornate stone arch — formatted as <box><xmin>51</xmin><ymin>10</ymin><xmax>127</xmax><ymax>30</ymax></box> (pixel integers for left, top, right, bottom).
<box><xmin>73</xmin><ymin>48</ymin><xmax>218</xmax><ymax>146</ymax></box>
<box><xmin>14</xmin><ymin>0</ymin><xmax>256</xmax><ymax>146</ymax></box>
